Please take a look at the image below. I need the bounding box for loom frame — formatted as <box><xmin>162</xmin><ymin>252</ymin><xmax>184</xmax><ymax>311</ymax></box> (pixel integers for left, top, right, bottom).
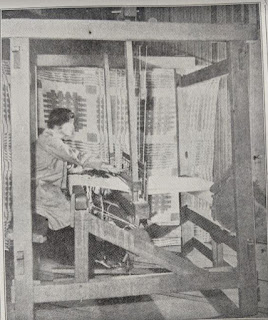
<box><xmin>2</xmin><ymin>18</ymin><xmax>261</xmax><ymax>319</ymax></box>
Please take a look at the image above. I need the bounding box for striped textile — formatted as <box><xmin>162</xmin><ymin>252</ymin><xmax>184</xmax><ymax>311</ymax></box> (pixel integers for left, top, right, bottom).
<box><xmin>177</xmin><ymin>77</ymin><xmax>221</xmax><ymax>241</ymax></box>
<box><xmin>145</xmin><ymin>69</ymin><xmax>180</xmax><ymax>224</ymax></box>
<box><xmin>2</xmin><ymin>61</ymin><xmax>229</xmax><ymax>245</ymax></box>
<box><xmin>110</xmin><ymin>69</ymin><xmax>130</xmax><ymax>166</ymax></box>
<box><xmin>2</xmin><ymin>60</ymin><xmax>12</xmax><ymax>250</ymax></box>
<box><xmin>109</xmin><ymin>67</ymin><xmax>180</xmax><ymax>224</ymax></box>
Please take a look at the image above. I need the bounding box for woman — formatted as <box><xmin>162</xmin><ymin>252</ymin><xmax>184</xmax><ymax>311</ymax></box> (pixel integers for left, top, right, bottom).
<box><xmin>33</xmin><ymin>108</ymin><xmax>108</xmax><ymax>267</ymax></box>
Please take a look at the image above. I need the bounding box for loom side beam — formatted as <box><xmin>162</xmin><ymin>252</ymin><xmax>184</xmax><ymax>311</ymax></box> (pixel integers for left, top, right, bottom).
<box><xmin>177</xmin><ymin>59</ymin><xmax>229</xmax><ymax>87</ymax></box>
<box><xmin>181</xmin><ymin>206</ymin><xmax>237</xmax><ymax>251</ymax></box>
<box><xmin>32</xmin><ymin>270</ymin><xmax>238</xmax><ymax>304</ymax></box>
<box><xmin>82</xmin><ymin>210</ymin><xmax>207</xmax><ymax>276</ymax></box>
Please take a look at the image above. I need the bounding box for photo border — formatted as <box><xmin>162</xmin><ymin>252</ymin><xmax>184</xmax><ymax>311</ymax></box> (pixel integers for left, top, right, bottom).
<box><xmin>1</xmin><ymin>1</ymin><xmax>267</xmax><ymax>320</ymax></box>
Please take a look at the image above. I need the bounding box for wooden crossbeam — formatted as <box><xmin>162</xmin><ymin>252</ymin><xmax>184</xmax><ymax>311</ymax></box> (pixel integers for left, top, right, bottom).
<box><xmin>183</xmin><ymin>237</ymin><xmax>214</xmax><ymax>262</ymax></box>
<box><xmin>181</xmin><ymin>237</ymin><xmax>195</xmax><ymax>257</ymax></box>
<box><xmin>2</xmin><ymin>19</ymin><xmax>258</xmax><ymax>41</ymax></box>
<box><xmin>85</xmin><ymin>212</ymin><xmax>207</xmax><ymax>276</ymax></box>
<box><xmin>182</xmin><ymin>238</ymin><xmax>231</xmax><ymax>269</ymax></box>
<box><xmin>177</xmin><ymin>59</ymin><xmax>229</xmax><ymax>87</ymax></box>
<box><xmin>33</xmin><ymin>271</ymin><xmax>238</xmax><ymax>303</ymax></box>
<box><xmin>182</xmin><ymin>206</ymin><xmax>237</xmax><ymax>251</ymax></box>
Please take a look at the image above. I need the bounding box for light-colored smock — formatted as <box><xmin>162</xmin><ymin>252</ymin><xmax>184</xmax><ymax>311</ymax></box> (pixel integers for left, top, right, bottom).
<box><xmin>34</xmin><ymin>129</ymin><xmax>81</xmax><ymax>230</ymax></box>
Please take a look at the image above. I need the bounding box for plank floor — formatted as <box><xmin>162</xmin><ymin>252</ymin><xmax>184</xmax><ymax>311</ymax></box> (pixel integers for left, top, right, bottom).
<box><xmin>4</xmin><ymin>243</ymin><xmax>268</xmax><ymax>320</ymax></box>
<box><xmin>6</xmin><ymin>290</ymin><xmax>268</xmax><ymax>320</ymax></box>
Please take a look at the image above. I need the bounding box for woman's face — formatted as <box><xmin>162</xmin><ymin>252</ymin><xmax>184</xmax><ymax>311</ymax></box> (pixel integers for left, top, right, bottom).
<box><xmin>60</xmin><ymin>119</ymin><xmax>75</xmax><ymax>138</ymax></box>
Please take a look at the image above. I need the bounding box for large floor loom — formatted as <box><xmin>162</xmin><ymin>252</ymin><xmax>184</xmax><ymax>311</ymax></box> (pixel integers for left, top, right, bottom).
<box><xmin>2</xmin><ymin>18</ymin><xmax>260</xmax><ymax>319</ymax></box>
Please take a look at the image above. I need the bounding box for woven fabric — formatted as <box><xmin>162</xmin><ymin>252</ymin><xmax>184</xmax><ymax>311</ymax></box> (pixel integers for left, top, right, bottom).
<box><xmin>178</xmin><ymin>77</ymin><xmax>221</xmax><ymax>241</ymax></box>
<box><xmin>2</xmin><ymin>60</ymin><xmax>12</xmax><ymax>250</ymax></box>
<box><xmin>145</xmin><ymin>69</ymin><xmax>180</xmax><ymax>224</ymax></box>
<box><xmin>2</xmin><ymin>61</ymin><xmax>230</xmax><ymax>241</ymax></box>
<box><xmin>145</xmin><ymin>69</ymin><xmax>178</xmax><ymax>177</ymax></box>
<box><xmin>110</xmin><ymin>69</ymin><xmax>130</xmax><ymax>167</ymax></box>
<box><xmin>38</xmin><ymin>67</ymin><xmax>109</xmax><ymax>162</ymax></box>
<box><xmin>109</xmin><ymin>68</ymin><xmax>180</xmax><ymax>224</ymax></box>
<box><xmin>177</xmin><ymin>77</ymin><xmax>220</xmax><ymax>181</ymax></box>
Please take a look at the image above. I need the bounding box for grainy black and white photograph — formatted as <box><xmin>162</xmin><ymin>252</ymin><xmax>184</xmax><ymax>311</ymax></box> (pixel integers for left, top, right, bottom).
<box><xmin>1</xmin><ymin>1</ymin><xmax>268</xmax><ymax>319</ymax></box>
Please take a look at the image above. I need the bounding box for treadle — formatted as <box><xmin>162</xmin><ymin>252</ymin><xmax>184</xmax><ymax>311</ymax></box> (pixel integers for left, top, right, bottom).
<box><xmin>85</xmin><ymin>212</ymin><xmax>207</xmax><ymax>276</ymax></box>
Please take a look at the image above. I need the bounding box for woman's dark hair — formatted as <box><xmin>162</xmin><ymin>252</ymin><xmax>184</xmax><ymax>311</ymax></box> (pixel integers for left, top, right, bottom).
<box><xmin>47</xmin><ymin>108</ymin><xmax>75</xmax><ymax>129</ymax></box>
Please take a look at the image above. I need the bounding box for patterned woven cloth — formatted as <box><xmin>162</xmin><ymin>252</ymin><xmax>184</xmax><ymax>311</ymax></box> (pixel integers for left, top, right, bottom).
<box><xmin>177</xmin><ymin>77</ymin><xmax>221</xmax><ymax>241</ymax></box>
<box><xmin>2</xmin><ymin>60</ymin><xmax>230</xmax><ymax>247</ymax></box>
<box><xmin>2</xmin><ymin>61</ymin><xmax>12</xmax><ymax>250</ymax></box>
<box><xmin>38</xmin><ymin>67</ymin><xmax>109</xmax><ymax>162</ymax></box>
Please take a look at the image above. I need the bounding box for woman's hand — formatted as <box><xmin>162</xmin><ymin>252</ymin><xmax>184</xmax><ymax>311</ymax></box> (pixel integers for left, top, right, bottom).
<box><xmin>80</xmin><ymin>152</ymin><xmax>121</xmax><ymax>174</ymax></box>
<box><xmin>68</xmin><ymin>164</ymin><xmax>84</xmax><ymax>173</ymax></box>
<box><xmin>82</xmin><ymin>157</ymin><xmax>103</xmax><ymax>170</ymax></box>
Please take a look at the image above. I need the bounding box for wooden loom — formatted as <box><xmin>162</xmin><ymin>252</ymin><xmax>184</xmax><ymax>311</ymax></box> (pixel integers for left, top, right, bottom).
<box><xmin>2</xmin><ymin>18</ymin><xmax>260</xmax><ymax>319</ymax></box>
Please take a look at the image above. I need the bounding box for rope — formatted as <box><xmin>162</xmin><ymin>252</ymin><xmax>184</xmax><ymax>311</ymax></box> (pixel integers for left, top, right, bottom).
<box><xmin>91</xmin><ymin>204</ymin><xmax>137</xmax><ymax>230</ymax></box>
<box><xmin>137</xmin><ymin>45</ymin><xmax>142</xmax><ymax>160</ymax></box>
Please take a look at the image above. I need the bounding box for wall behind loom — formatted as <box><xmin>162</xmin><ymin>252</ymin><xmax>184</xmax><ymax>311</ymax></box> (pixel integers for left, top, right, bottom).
<box><xmin>2</xmin><ymin>5</ymin><xmax>258</xmax><ymax>25</ymax></box>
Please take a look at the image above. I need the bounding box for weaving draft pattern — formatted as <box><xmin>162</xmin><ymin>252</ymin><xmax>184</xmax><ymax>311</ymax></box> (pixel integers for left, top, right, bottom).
<box><xmin>2</xmin><ymin>60</ymin><xmax>12</xmax><ymax>250</ymax></box>
<box><xmin>178</xmin><ymin>77</ymin><xmax>221</xmax><ymax>242</ymax></box>
<box><xmin>37</xmin><ymin>67</ymin><xmax>109</xmax><ymax>162</ymax></box>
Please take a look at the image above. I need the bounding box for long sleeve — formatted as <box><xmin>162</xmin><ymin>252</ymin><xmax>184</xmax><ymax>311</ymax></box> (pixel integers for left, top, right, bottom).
<box><xmin>37</xmin><ymin>130</ymin><xmax>82</xmax><ymax>166</ymax></box>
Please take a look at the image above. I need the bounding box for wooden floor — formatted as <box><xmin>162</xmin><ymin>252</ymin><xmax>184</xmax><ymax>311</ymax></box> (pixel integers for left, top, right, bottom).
<box><xmin>4</xmin><ymin>243</ymin><xmax>268</xmax><ymax>320</ymax></box>
<box><xmin>6</xmin><ymin>289</ymin><xmax>268</xmax><ymax>320</ymax></box>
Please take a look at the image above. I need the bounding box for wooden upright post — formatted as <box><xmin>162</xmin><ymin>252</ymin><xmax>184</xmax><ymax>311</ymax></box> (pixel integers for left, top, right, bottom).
<box><xmin>30</xmin><ymin>47</ymin><xmax>38</xmax><ymax>144</ymax></box>
<box><xmin>10</xmin><ymin>38</ymin><xmax>34</xmax><ymax>320</ymax></box>
<box><xmin>125</xmin><ymin>41</ymin><xmax>140</xmax><ymax>202</ymax></box>
<box><xmin>227</xmin><ymin>41</ymin><xmax>258</xmax><ymax>316</ymax></box>
<box><xmin>74</xmin><ymin>210</ymin><xmax>89</xmax><ymax>283</ymax></box>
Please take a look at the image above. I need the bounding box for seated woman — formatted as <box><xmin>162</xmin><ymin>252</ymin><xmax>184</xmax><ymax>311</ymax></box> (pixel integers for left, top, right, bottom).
<box><xmin>32</xmin><ymin>107</ymin><xmax>110</xmax><ymax>271</ymax></box>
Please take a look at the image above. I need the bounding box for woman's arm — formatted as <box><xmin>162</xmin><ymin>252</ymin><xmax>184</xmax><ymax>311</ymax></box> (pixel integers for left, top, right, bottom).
<box><xmin>38</xmin><ymin>134</ymin><xmax>82</xmax><ymax>166</ymax></box>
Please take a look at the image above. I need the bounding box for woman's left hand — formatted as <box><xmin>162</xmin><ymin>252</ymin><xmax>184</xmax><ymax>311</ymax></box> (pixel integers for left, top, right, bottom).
<box><xmin>68</xmin><ymin>164</ymin><xmax>83</xmax><ymax>173</ymax></box>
